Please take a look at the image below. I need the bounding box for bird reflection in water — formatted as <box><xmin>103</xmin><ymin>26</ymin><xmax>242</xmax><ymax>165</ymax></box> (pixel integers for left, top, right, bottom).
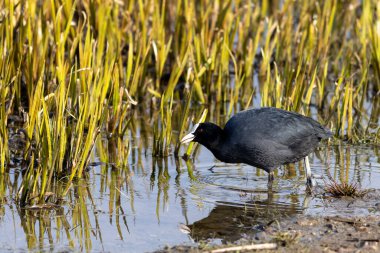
<box><xmin>186</xmin><ymin>192</ymin><xmax>308</xmax><ymax>243</ymax></box>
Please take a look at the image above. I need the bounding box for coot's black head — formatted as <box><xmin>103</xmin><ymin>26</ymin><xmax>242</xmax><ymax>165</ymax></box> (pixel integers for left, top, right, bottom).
<box><xmin>181</xmin><ymin>122</ymin><xmax>223</xmax><ymax>147</ymax></box>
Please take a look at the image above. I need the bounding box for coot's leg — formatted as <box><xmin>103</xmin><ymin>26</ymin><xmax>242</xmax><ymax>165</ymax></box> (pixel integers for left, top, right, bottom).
<box><xmin>267</xmin><ymin>171</ymin><xmax>274</xmax><ymax>188</ymax></box>
<box><xmin>304</xmin><ymin>156</ymin><xmax>314</xmax><ymax>188</ymax></box>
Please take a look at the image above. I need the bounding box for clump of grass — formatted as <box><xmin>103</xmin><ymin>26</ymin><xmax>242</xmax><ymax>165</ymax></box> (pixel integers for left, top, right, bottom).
<box><xmin>271</xmin><ymin>231</ymin><xmax>300</xmax><ymax>247</ymax></box>
<box><xmin>152</xmin><ymin>93</ymin><xmax>174</xmax><ymax>157</ymax></box>
<box><xmin>324</xmin><ymin>179</ymin><xmax>367</xmax><ymax>198</ymax></box>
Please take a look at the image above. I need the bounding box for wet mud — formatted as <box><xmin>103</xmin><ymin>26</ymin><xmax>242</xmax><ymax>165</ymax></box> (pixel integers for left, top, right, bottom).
<box><xmin>157</xmin><ymin>190</ymin><xmax>380</xmax><ymax>253</ymax></box>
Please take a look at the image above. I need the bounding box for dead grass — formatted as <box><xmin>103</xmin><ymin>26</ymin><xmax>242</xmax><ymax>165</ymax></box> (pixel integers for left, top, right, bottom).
<box><xmin>324</xmin><ymin>179</ymin><xmax>368</xmax><ymax>198</ymax></box>
<box><xmin>271</xmin><ymin>231</ymin><xmax>300</xmax><ymax>247</ymax></box>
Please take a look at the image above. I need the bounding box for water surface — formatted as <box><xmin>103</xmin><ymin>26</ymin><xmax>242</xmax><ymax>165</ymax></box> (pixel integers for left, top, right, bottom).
<box><xmin>0</xmin><ymin>136</ymin><xmax>379</xmax><ymax>252</ymax></box>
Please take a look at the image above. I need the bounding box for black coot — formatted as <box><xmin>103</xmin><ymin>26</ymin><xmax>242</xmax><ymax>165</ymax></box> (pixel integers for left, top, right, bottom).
<box><xmin>181</xmin><ymin>107</ymin><xmax>332</xmax><ymax>188</ymax></box>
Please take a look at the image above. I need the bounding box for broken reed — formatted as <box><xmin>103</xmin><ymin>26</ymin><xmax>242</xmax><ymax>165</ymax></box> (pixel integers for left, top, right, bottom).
<box><xmin>0</xmin><ymin>0</ymin><xmax>379</xmax><ymax>205</ymax></box>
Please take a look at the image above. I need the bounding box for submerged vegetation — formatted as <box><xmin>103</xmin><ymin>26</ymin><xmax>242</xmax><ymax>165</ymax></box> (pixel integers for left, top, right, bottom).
<box><xmin>0</xmin><ymin>0</ymin><xmax>379</xmax><ymax>207</ymax></box>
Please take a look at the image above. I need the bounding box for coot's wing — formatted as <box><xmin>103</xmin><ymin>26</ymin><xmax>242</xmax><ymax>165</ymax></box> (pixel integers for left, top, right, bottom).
<box><xmin>223</xmin><ymin>108</ymin><xmax>329</xmax><ymax>166</ymax></box>
<box><xmin>225</xmin><ymin>108</ymin><xmax>330</xmax><ymax>142</ymax></box>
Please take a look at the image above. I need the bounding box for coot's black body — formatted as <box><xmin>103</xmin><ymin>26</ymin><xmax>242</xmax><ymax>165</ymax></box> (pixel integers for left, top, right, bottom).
<box><xmin>181</xmin><ymin>107</ymin><xmax>332</xmax><ymax>186</ymax></box>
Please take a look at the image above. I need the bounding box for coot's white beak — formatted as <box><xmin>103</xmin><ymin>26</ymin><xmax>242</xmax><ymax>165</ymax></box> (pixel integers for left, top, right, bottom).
<box><xmin>181</xmin><ymin>133</ymin><xmax>195</xmax><ymax>143</ymax></box>
<box><xmin>181</xmin><ymin>124</ymin><xmax>199</xmax><ymax>143</ymax></box>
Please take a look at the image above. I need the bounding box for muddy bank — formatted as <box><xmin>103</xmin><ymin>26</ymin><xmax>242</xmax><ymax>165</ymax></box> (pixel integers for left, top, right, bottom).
<box><xmin>157</xmin><ymin>216</ymin><xmax>380</xmax><ymax>253</ymax></box>
<box><xmin>156</xmin><ymin>190</ymin><xmax>380</xmax><ymax>253</ymax></box>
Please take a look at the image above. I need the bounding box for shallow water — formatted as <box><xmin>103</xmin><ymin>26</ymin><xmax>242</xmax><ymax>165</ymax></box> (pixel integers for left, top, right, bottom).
<box><xmin>0</xmin><ymin>137</ymin><xmax>379</xmax><ymax>252</ymax></box>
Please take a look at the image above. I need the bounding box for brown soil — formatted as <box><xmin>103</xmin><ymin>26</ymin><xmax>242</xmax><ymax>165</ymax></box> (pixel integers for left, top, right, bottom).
<box><xmin>156</xmin><ymin>190</ymin><xmax>380</xmax><ymax>253</ymax></box>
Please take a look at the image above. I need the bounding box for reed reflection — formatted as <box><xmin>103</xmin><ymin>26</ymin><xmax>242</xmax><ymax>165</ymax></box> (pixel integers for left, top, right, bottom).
<box><xmin>0</xmin><ymin>105</ymin><xmax>378</xmax><ymax>252</ymax></box>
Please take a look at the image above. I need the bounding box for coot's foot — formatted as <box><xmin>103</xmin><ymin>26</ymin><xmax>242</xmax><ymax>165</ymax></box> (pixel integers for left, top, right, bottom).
<box><xmin>306</xmin><ymin>177</ymin><xmax>315</xmax><ymax>187</ymax></box>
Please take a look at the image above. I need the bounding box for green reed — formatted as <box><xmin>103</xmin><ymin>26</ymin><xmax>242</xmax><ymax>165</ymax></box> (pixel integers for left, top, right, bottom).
<box><xmin>0</xmin><ymin>0</ymin><xmax>379</xmax><ymax>205</ymax></box>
